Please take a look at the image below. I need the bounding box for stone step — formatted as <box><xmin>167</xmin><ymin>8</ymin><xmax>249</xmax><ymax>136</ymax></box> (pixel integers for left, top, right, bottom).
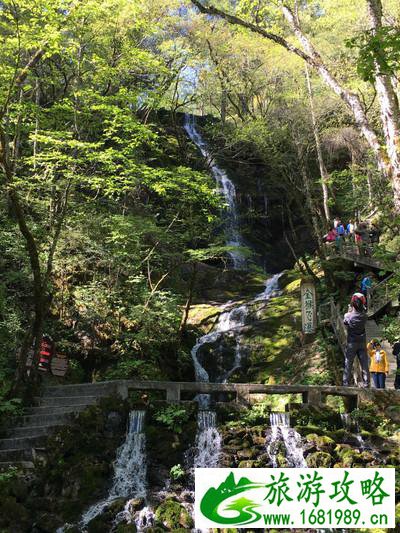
<box><xmin>0</xmin><ymin>435</ymin><xmax>47</xmax><ymax>451</ymax></box>
<box><xmin>0</xmin><ymin>448</ymin><xmax>34</xmax><ymax>462</ymax></box>
<box><xmin>25</xmin><ymin>404</ymin><xmax>91</xmax><ymax>416</ymax></box>
<box><xmin>17</xmin><ymin>412</ymin><xmax>73</xmax><ymax>427</ymax></box>
<box><xmin>36</xmin><ymin>395</ymin><xmax>98</xmax><ymax>407</ymax></box>
<box><xmin>0</xmin><ymin>461</ymin><xmax>34</xmax><ymax>471</ymax></box>
<box><xmin>43</xmin><ymin>381</ymin><xmax>118</xmax><ymax>397</ymax></box>
<box><xmin>8</xmin><ymin>425</ymin><xmax>62</xmax><ymax>438</ymax></box>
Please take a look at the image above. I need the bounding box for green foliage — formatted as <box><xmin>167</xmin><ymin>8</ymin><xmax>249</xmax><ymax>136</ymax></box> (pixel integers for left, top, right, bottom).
<box><xmin>303</xmin><ymin>371</ymin><xmax>332</xmax><ymax>385</ymax></box>
<box><xmin>347</xmin><ymin>27</ymin><xmax>400</xmax><ymax>83</ymax></box>
<box><xmin>154</xmin><ymin>405</ymin><xmax>191</xmax><ymax>434</ymax></box>
<box><xmin>170</xmin><ymin>464</ymin><xmax>185</xmax><ymax>481</ymax></box>
<box><xmin>294</xmin><ymin>408</ymin><xmax>342</xmax><ymax>431</ymax></box>
<box><xmin>0</xmin><ymin>397</ymin><xmax>22</xmax><ymax>419</ymax></box>
<box><xmin>381</xmin><ymin>316</ymin><xmax>400</xmax><ymax>345</ymax></box>
<box><xmin>0</xmin><ymin>466</ymin><xmax>18</xmax><ymax>484</ymax></box>
<box><xmin>351</xmin><ymin>404</ymin><xmax>392</xmax><ymax>435</ymax></box>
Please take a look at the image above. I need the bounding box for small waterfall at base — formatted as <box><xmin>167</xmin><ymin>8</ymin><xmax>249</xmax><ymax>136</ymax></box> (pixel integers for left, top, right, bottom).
<box><xmin>193</xmin><ymin>411</ymin><xmax>222</xmax><ymax>469</ymax></box>
<box><xmin>131</xmin><ymin>505</ymin><xmax>155</xmax><ymax>530</ymax></box>
<box><xmin>79</xmin><ymin>410</ymin><xmax>147</xmax><ymax>530</ymax></box>
<box><xmin>340</xmin><ymin>412</ymin><xmax>353</xmax><ymax>431</ymax></box>
<box><xmin>267</xmin><ymin>412</ymin><xmax>307</xmax><ymax>468</ymax></box>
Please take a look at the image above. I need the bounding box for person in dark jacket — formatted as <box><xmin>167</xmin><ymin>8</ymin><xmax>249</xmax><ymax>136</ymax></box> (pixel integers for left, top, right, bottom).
<box><xmin>392</xmin><ymin>339</ymin><xmax>400</xmax><ymax>389</ymax></box>
<box><xmin>343</xmin><ymin>293</ymin><xmax>370</xmax><ymax>387</ymax></box>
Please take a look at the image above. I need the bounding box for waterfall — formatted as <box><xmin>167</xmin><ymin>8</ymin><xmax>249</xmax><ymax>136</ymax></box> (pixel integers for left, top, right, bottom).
<box><xmin>254</xmin><ymin>273</ymin><xmax>282</xmax><ymax>301</ymax></box>
<box><xmin>340</xmin><ymin>412</ymin><xmax>353</xmax><ymax>431</ymax></box>
<box><xmin>270</xmin><ymin>412</ymin><xmax>289</xmax><ymax>427</ymax></box>
<box><xmin>131</xmin><ymin>505</ymin><xmax>155</xmax><ymax>530</ymax></box>
<box><xmin>191</xmin><ymin>305</ymin><xmax>248</xmax><ymax>382</ymax></box>
<box><xmin>193</xmin><ymin>410</ymin><xmax>222</xmax><ymax>469</ymax></box>
<box><xmin>267</xmin><ymin>412</ymin><xmax>307</xmax><ymax>468</ymax></box>
<box><xmin>79</xmin><ymin>410</ymin><xmax>147</xmax><ymax>529</ymax></box>
<box><xmin>184</xmin><ymin>114</ymin><xmax>246</xmax><ymax>270</ymax></box>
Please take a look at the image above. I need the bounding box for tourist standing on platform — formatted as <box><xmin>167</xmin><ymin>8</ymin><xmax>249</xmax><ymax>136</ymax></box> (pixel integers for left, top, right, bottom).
<box><xmin>323</xmin><ymin>227</ymin><xmax>337</xmax><ymax>245</ymax></box>
<box><xmin>346</xmin><ymin>220</ymin><xmax>355</xmax><ymax>240</ymax></box>
<box><xmin>368</xmin><ymin>340</ymin><xmax>388</xmax><ymax>389</ymax></box>
<box><xmin>360</xmin><ymin>275</ymin><xmax>372</xmax><ymax>305</ymax></box>
<box><xmin>343</xmin><ymin>293</ymin><xmax>369</xmax><ymax>387</ymax></box>
<box><xmin>335</xmin><ymin>221</ymin><xmax>345</xmax><ymax>252</ymax></box>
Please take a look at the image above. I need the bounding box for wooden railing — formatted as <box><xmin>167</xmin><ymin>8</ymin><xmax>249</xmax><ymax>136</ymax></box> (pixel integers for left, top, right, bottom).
<box><xmin>368</xmin><ymin>274</ymin><xmax>396</xmax><ymax>317</ymax></box>
<box><xmin>111</xmin><ymin>379</ymin><xmax>361</xmax><ymax>409</ymax></box>
<box><xmin>323</xmin><ymin>243</ymin><xmax>389</xmax><ymax>270</ymax></box>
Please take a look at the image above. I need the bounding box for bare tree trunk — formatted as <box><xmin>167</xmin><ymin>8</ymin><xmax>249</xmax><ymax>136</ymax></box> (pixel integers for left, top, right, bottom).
<box><xmin>280</xmin><ymin>5</ymin><xmax>387</xmax><ymax>173</ymax></box>
<box><xmin>191</xmin><ymin>1</ymin><xmax>395</xmax><ymax>202</ymax></box>
<box><xmin>179</xmin><ymin>263</ymin><xmax>198</xmax><ymax>334</ymax></box>
<box><xmin>366</xmin><ymin>0</ymin><xmax>400</xmax><ymax>210</ymax></box>
<box><xmin>305</xmin><ymin>65</ymin><xmax>331</xmax><ymax>223</ymax></box>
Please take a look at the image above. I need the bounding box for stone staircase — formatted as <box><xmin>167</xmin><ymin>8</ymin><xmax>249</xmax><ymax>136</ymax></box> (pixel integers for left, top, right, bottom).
<box><xmin>0</xmin><ymin>382</ymin><xmax>118</xmax><ymax>470</ymax></box>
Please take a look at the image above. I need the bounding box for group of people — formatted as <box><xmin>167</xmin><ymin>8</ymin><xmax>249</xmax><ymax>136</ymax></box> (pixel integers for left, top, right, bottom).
<box><xmin>343</xmin><ymin>292</ymin><xmax>399</xmax><ymax>389</ymax></box>
<box><xmin>323</xmin><ymin>217</ymin><xmax>380</xmax><ymax>255</ymax></box>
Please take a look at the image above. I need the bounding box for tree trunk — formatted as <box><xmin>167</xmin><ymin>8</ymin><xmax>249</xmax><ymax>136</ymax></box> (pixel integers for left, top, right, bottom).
<box><xmin>305</xmin><ymin>65</ymin><xmax>331</xmax><ymax>223</ymax></box>
<box><xmin>179</xmin><ymin>263</ymin><xmax>198</xmax><ymax>334</ymax></box>
<box><xmin>280</xmin><ymin>5</ymin><xmax>388</xmax><ymax>175</ymax></box>
<box><xmin>190</xmin><ymin>2</ymin><xmax>394</xmax><ymax>200</ymax></box>
<box><xmin>366</xmin><ymin>0</ymin><xmax>400</xmax><ymax>210</ymax></box>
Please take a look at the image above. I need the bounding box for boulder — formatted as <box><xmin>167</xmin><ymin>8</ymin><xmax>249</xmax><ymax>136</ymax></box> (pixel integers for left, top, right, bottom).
<box><xmin>155</xmin><ymin>500</ymin><xmax>193</xmax><ymax>530</ymax></box>
<box><xmin>306</xmin><ymin>452</ymin><xmax>332</xmax><ymax>468</ymax></box>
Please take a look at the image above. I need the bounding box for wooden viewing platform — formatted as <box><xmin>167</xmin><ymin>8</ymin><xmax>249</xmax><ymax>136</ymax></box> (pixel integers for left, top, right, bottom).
<box><xmin>324</xmin><ymin>243</ymin><xmax>393</xmax><ymax>271</ymax></box>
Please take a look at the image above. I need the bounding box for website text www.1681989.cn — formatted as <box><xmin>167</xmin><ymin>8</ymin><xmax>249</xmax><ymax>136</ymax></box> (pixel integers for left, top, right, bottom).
<box><xmin>262</xmin><ymin>508</ymin><xmax>389</xmax><ymax>527</ymax></box>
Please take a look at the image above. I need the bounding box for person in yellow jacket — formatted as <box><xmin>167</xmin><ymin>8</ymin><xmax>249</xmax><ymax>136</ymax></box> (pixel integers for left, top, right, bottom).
<box><xmin>368</xmin><ymin>340</ymin><xmax>389</xmax><ymax>389</ymax></box>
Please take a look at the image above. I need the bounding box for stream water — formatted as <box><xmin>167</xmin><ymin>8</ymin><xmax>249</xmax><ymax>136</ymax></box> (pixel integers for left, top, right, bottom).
<box><xmin>73</xmin><ymin>410</ymin><xmax>147</xmax><ymax>531</ymax></box>
<box><xmin>267</xmin><ymin>412</ymin><xmax>307</xmax><ymax>468</ymax></box>
<box><xmin>74</xmin><ymin>115</ymin><xmax>286</xmax><ymax>531</ymax></box>
<box><xmin>56</xmin><ymin>114</ymin><xmax>383</xmax><ymax>532</ymax></box>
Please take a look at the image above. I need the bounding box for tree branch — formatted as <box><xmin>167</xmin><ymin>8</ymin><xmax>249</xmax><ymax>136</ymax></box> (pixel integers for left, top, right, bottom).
<box><xmin>191</xmin><ymin>0</ymin><xmax>317</xmax><ymax>65</ymax></box>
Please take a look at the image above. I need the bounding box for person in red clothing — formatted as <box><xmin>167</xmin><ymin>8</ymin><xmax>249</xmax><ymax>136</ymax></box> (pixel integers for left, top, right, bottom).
<box><xmin>324</xmin><ymin>227</ymin><xmax>337</xmax><ymax>244</ymax></box>
<box><xmin>38</xmin><ymin>334</ymin><xmax>54</xmax><ymax>372</ymax></box>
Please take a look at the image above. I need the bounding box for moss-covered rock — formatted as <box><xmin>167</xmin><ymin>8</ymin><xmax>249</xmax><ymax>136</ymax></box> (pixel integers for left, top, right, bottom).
<box><xmin>306</xmin><ymin>451</ymin><xmax>332</xmax><ymax>467</ymax></box>
<box><xmin>115</xmin><ymin>524</ymin><xmax>137</xmax><ymax>533</ymax></box>
<box><xmin>155</xmin><ymin>499</ymin><xmax>193</xmax><ymax>530</ymax></box>
<box><xmin>305</xmin><ymin>434</ymin><xmax>335</xmax><ymax>451</ymax></box>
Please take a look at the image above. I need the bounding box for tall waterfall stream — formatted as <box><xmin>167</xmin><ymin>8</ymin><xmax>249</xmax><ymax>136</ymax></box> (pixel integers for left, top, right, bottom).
<box><xmin>65</xmin><ymin>115</ymin><xmax>310</xmax><ymax>531</ymax></box>
<box><xmin>184</xmin><ymin>114</ymin><xmax>246</xmax><ymax>270</ymax></box>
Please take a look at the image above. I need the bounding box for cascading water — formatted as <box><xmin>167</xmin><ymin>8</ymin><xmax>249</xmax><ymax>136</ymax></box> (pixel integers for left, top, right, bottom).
<box><xmin>267</xmin><ymin>412</ymin><xmax>307</xmax><ymax>468</ymax></box>
<box><xmin>193</xmin><ymin>411</ymin><xmax>222</xmax><ymax>468</ymax></box>
<box><xmin>184</xmin><ymin>112</ymin><xmax>285</xmax><ymax>530</ymax></box>
<box><xmin>184</xmin><ymin>114</ymin><xmax>246</xmax><ymax>270</ymax></box>
<box><xmin>79</xmin><ymin>410</ymin><xmax>147</xmax><ymax>530</ymax></box>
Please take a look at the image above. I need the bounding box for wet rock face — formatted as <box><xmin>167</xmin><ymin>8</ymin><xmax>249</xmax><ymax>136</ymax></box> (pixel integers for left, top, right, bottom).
<box><xmin>219</xmin><ymin>426</ymin><xmax>273</xmax><ymax>468</ymax></box>
<box><xmin>196</xmin><ymin>334</ymin><xmax>243</xmax><ymax>382</ymax></box>
<box><xmin>105</xmin><ymin>411</ymin><xmax>124</xmax><ymax>435</ymax></box>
